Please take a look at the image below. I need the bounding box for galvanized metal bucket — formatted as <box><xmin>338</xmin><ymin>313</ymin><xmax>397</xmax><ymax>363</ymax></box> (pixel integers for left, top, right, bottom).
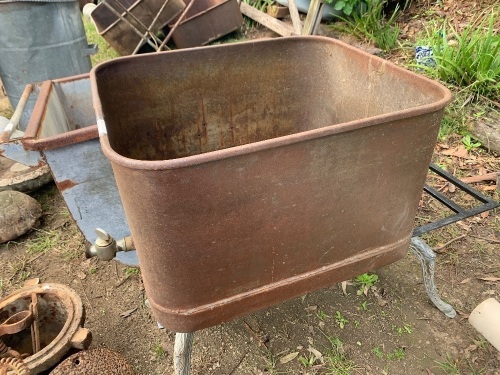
<box><xmin>0</xmin><ymin>0</ymin><xmax>94</xmax><ymax>129</ymax></box>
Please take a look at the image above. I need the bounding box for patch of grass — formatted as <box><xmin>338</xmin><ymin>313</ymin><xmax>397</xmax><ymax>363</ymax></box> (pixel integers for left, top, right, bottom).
<box><xmin>435</xmin><ymin>353</ymin><xmax>460</xmax><ymax>375</ymax></box>
<box><xmin>386</xmin><ymin>347</ymin><xmax>405</xmax><ymax>361</ymax></box>
<box><xmin>83</xmin><ymin>17</ymin><xmax>120</xmax><ymax>66</ymax></box>
<box><xmin>317</xmin><ymin>310</ymin><xmax>329</xmax><ymax>320</ymax></box>
<box><xmin>27</xmin><ymin>229</ymin><xmax>61</xmax><ymax>254</ymax></box>
<box><xmin>89</xmin><ymin>266</ymin><xmax>97</xmax><ymax>274</ymax></box>
<box><xmin>124</xmin><ymin>267</ymin><xmax>140</xmax><ymax>277</ymax></box>
<box><xmin>372</xmin><ymin>346</ymin><xmax>406</xmax><ymax>361</ymax></box>
<box><xmin>417</xmin><ymin>10</ymin><xmax>500</xmax><ymax>100</ymax></box>
<box><xmin>392</xmin><ymin>323</ymin><xmax>413</xmax><ymax>335</ymax></box>
<box><xmin>153</xmin><ymin>342</ymin><xmax>165</xmax><ymax>359</ymax></box>
<box><xmin>324</xmin><ymin>336</ymin><xmax>355</xmax><ymax>375</ymax></box>
<box><xmin>331</xmin><ymin>0</ymin><xmax>401</xmax><ymax>52</ymax></box>
<box><xmin>372</xmin><ymin>346</ymin><xmax>384</xmax><ymax>358</ymax></box>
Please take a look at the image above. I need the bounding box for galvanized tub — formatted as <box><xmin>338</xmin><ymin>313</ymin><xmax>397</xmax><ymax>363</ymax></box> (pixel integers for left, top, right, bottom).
<box><xmin>92</xmin><ymin>36</ymin><xmax>451</xmax><ymax>333</ymax></box>
<box><xmin>19</xmin><ymin>75</ymin><xmax>136</xmax><ymax>266</ymax></box>
<box><xmin>0</xmin><ymin>0</ymin><xmax>93</xmax><ymax>129</ymax></box>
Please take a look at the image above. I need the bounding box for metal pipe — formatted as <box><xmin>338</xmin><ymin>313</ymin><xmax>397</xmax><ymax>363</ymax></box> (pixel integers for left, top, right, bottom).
<box><xmin>0</xmin><ymin>84</ymin><xmax>33</xmax><ymax>142</ymax></box>
<box><xmin>174</xmin><ymin>333</ymin><xmax>194</xmax><ymax>375</ymax></box>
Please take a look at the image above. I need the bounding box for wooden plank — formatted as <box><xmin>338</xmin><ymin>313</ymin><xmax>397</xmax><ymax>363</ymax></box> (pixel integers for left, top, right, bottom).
<box><xmin>288</xmin><ymin>0</ymin><xmax>302</xmax><ymax>34</ymax></box>
<box><xmin>240</xmin><ymin>2</ymin><xmax>295</xmax><ymax>37</ymax></box>
<box><xmin>302</xmin><ymin>0</ymin><xmax>324</xmax><ymax>35</ymax></box>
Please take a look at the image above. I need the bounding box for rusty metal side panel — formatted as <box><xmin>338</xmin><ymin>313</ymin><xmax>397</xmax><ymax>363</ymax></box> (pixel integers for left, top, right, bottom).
<box><xmin>108</xmin><ymin>111</ymin><xmax>443</xmax><ymax>332</ymax></box>
<box><xmin>43</xmin><ymin>140</ymin><xmax>136</xmax><ymax>266</ymax></box>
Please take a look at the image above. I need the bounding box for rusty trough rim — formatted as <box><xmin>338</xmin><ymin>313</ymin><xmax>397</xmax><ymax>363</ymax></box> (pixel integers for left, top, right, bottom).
<box><xmin>92</xmin><ymin>35</ymin><xmax>452</xmax><ymax>170</ymax></box>
<box><xmin>22</xmin><ymin>73</ymin><xmax>98</xmax><ymax>152</ymax></box>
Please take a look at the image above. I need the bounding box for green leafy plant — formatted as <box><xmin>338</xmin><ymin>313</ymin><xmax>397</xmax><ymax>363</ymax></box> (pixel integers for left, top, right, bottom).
<box><xmin>298</xmin><ymin>353</ymin><xmax>317</xmax><ymax>368</ymax></box>
<box><xmin>418</xmin><ymin>11</ymin><xmax>500</xmax><ymax>100</ymax></box>
<box><xmin>326</xmin><ymin>0</ymin><xmax>366</xmax><ymax>16</ymax></box>
<box><xmin>335</xmin><ymin>311</ymin><xmax>348</xmax><ymax>329</ymax></box>
<box><xmin>386</xmin><ymin>347</ymin><xmax>405</xmax><ymax>361</ymax></box>
<box><xmin>331</xmin><ymin>0</ymin><xmax>401</xmax><ymax>51</ymax></box>
<box><xmin>372</xmin><ymin>346</ymin><xmax>384</xmax><ymax>358</ymax></box>
<box><xmin>461</xmin><ymin>134</ymin><xmax>482</xmax><ymax>151</ymax></box>
<box><xmin>355</xmin><ymin>273</ymin><xmax>379</xmax><ymax>295</ymax></box>
<box><xmin>317</xmin><ymin>310</ymin><xmax>330</xmax><ymax>320</ymax></box>
<box><xmin>392</xmin><ymin>323</ymin><xmax>413</xmax><ymax>335</ymax></box>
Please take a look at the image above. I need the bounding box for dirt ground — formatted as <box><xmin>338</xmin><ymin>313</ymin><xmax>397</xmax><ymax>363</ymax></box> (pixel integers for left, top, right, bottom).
<box><xmin>1</xmin><ymin>1</ymin><xmax>499</xmax><ymax>374</ymax></box>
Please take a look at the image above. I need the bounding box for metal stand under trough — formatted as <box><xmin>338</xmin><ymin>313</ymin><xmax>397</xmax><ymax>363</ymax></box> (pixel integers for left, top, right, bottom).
<box><xmin>409</xmin><ymin>237</ymin><xmax>456</xmax><ymax>318</ymax></box>
<box><xmin>174</xmin><ymin>333</ymin><xmax>194</xmax><ymax>375</ymax></box>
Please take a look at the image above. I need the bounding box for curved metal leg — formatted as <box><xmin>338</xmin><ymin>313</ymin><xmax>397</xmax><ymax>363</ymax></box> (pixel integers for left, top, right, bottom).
<box><xmin>410</xmin><ymin>237</ymin><xmax>457</xmax><ymax>318</ymax></box>
<box><xmin>174</xmin><ymin>332</ymin><xmax>194</xmax><ymax>375</ymax></box>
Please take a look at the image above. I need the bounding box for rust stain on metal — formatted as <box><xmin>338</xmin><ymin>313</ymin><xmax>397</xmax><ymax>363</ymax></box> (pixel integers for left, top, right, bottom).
<box><xmin>56</xmin><ymin>179</ymin><xmax>78</xmax><ymax>191</ymax></box>
<box><xmin>92</xmin><ymin>36</ymin><xmax>451</xmax><ymax>332</ymax></box>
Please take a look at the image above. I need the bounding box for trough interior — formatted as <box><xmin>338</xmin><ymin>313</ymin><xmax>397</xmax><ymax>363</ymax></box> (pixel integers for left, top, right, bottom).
<box><xmin>94</xmin><ymin>38</ymin><xmax>445</xmax><ymax>161</ymax></box>
<box><xmin>38</xmin><ymin>78</ymin><xmax>95</xmax><ymax>140</ymax></box>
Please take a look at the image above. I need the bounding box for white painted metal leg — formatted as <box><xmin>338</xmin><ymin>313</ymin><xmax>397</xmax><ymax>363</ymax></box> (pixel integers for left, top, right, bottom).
<box><xmin>174</xmin><ymin>332</ymin><xmax>194</xmax><ymax>375</ymax></box>
<box><xmin>410</xmin><ymin>237</ymin><xmax>456</xmax><ymax>318</ymax></box>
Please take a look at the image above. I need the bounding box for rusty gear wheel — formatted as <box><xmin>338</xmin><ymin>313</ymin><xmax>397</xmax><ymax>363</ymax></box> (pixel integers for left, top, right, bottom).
<box><xmin>0</xmin><ymin>357</ymin><xmax>29</xmax><ymax>375</ymax></box>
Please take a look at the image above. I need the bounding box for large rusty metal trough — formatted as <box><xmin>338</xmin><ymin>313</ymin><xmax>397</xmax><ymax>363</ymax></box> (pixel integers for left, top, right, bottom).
<box><xmin>91</xmin><ymin>36</ymin><xmax>452</xmax><ymax>333</ymax></box>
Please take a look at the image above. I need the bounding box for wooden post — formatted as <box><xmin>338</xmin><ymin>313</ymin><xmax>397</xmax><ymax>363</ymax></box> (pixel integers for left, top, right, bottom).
<box><xmin>302</xmin><ymin>0</ymin><xmax>324</xmax><ymax>35</ymax></box>
<box><xmin>287</xmin><ymin>0</ymin><xmax>302</xmax><ymax>34</ymax></box>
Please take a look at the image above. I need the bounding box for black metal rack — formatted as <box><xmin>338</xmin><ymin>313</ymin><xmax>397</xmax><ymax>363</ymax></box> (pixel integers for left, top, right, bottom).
<box><xmin>413</xmin><ymin>163</ymin><xmax>499</xmax><ymax>237</ymax></box>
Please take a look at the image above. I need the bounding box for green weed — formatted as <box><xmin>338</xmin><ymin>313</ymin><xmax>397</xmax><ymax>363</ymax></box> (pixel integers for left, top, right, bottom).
<box><xmin>355</xmin><ymin>273</ymin><xmax>379</xmax><ymax>295</ymax></box>
<box><xmin>331</xmin><ymin>0</ymin><xmax>400</xmax><ymax>51</ymax></box>
<box><xmin>461</xmin><ymin>134</ymin><xmax>482</xmax><ymax>151</ymax></box>
<box><xmin>124</xmin><ymin>267</ymin><xmax>140</xmax><ymax>277</ymax></box>
<box><xmin>27</xmin><ymin>229</ymin><xmax>61</xmax><ymax>254</ymax></box>
<box><xmin>335</xmin><ymin>311</ymin><xmax>348</xmax><ymax>329</ymax></box>
<box><xmin>153</xmin><ymin>343</ymin><xmax>165</xmax><ymax>359</ymax></box>
<box><xmin>417</xmin><ymin>11</ymin><xmax>500</xmax><ymax>100</ymax></box>
<box><xmin>435</xmin><ymin>353</ymin><xmax>460</xmax><ymax>374</ymax></box>
<box><xmin>317</xmin><ymin>310</ymin><xmax>330</xmax><ymax>320</ymax></box>
<box><xmin>324</xmin><ymin>336</ymin><xmax>355</xmax><ymax>375</ymax></box>
<box><xmin>298</xmin><ymin>353</ymin><xmax>317</xmax><ymax>368</ymax></box>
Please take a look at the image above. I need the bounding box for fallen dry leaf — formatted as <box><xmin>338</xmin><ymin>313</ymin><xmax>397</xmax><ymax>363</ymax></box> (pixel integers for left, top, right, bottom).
<box><xmin>120</xmin><ymin>307</ymin><xmax>138</xmax><ymax>318</ymax></box>
<box><xmin>460</xmin><ymin>278</ymin><xmax>471</xmax><ymax>284</ymax></box>
<box><xmin>480</xmin><ymin>211</ymin><xmax>490</xmax><ymax>219</ymax></box>
<box><xmin>441</xmin><ymin>145</ymin><xmax>468</xmax><ymax>158</ymax></box>
<box><xmin>307</xmin><ymin>347</ymin><xmax>323</xmax><ymax>361</ymax></box>
<box><xmin>304</xmin><ymin>305</ymin><xmax>317</xmax><ymax>313</ymax></box>
<box><xmin>279</xmin><ymin>352</ymin><xmax>299</xmax><ymax>364</ymax></box>
<box><xmin>76</xmin><ymin>271</ymin><xmax>86</xmax><ymax>280</ymax></box>
<box><xmin>478</xmin><ymin>277</ymin><xmax>500</xmax><ymax>282</ymax></box>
